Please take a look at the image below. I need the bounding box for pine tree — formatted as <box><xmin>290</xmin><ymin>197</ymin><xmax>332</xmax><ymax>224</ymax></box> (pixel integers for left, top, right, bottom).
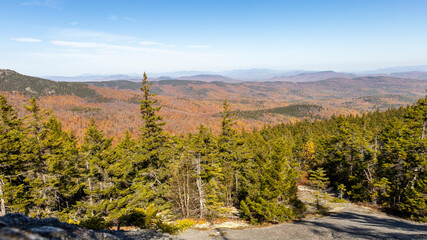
<box><xmin>309</xmin><ymin>168</ymin><xmax>329</xmax><ymax>210</ymax></box>
<box><xmin>0</xmin><ymin>94</ymin><xmax>26</xmax><ymax>215</ymax></box>
<box><xmin>136</xmin><ymin>72</ymin><xmax>167</xmax><ymax>170</ymax></box>
<box><xmin>191</xmin><ymin>125</ymin><xmax>219</xmax><ymax>218</ymax></box>
<box><xmin>240</xmin><ymin>131</ymin><xmax>300</xmax><ymax>223</ymax></box>
<box><xmin>41</xmin><ymin>116</ymin><xmax>81</xmax><ymax>216</ymax></box>
<box><xmin>80</xmin><ymin>117</ymin><xmax>113</xmax><ymax>217</ymax></box>
<box><xmin>379</xmin><ymin>96</ymin><xmax>426</xmax><ymax>220</ymax></box>
<box><xmin>126</xmin><ymin>73</ymin><xmax>168</xmax><ymax>213</ymax></box>
<box><xmin>168</xmin><ymin>136</ymin><xmax>195</xmax><ymax>218</ymax></box>
<box><xmin>23</xmin><ymin>97</ymin><xmax>57</xmax><ymax>217</ymax></box>
<box><xmin>217</xmin><ymin>99</ymin><xmax>240</xmax><ymax>207</ymax></box>
<box><xmin>139</xmin><ymin>72</ymin><xmax>166</xmax><ymax>167</ymax></box>
<box><xmin>105</xmin><ymin>130</ymin><xmax>137</xmax><ymax>226</ymax></box>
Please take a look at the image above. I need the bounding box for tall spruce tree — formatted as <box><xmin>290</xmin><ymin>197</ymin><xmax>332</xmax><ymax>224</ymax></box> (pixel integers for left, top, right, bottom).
<box><xmin>379</xmin><ymin>96</ymin><xmax>426</xmax><ymax>220</ymax></box>
<box><xmin>240</xmin><ymin>131</ymin><xmax>300</xmax><ymax>223</ymax></box>
<box><xmin>137</xmin><ymin>72</ymin><xmax>166</xmax><ymax>169</ymax></box>
<box><xmin>218</xmin><ymin>99</ymin><xmax>239</xmax><ymax>207</ymax></box>
<box><xmin>126</xmin><ymin>73</ymin><xmax>168</xmax><ymax>212</ymax></box>
<box><xmin>41</xmin><ymin>116</ymin><xmax>81</xmax><ymax>216</ymax></box>
<box><xmin>0</xmin><ymin>95</ymin><xmax>25</xmax><ymax>215</ymax></box>
<box><xmin>80</xmin><ymin>117</ymin><xmax>113</xmax><ymax>217</ymax></box>
<box><xmin>24</xmin><ymin>97</ymin><xmax>57</xmax><ymax>217</ymax></box>
<box><xmin>191</xmin><ymin>125</ymin><xmax>221</xmax><ymax>218</ymax></box>
<box><xmin>105</xmin><ymin>130</ymin><xmax>137</xmax><ymax>225</ymax></box>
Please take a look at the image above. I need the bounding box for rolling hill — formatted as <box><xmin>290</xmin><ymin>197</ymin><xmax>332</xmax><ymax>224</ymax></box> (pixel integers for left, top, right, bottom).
<box><xmin>1</xmin><ymin>69</ymin><xmax>426</xmax><ymax>139</ymax></box>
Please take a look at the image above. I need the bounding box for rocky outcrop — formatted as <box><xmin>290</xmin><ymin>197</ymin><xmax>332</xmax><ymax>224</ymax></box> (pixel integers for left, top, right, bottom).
<box><xmin>0</xmin><ymin>213</ymin><xmax>178</xmax><ymax>240</ymax></box>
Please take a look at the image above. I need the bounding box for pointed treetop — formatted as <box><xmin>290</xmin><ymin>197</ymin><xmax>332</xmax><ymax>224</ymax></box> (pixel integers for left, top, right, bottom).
<box><xmin>139</xmin><ymin>72</ymin><xmax>165</xmax><ymax>139</ymax></box>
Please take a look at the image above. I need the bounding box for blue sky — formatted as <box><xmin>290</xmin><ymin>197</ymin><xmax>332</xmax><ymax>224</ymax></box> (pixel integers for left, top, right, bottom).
<box><xmin>1</xmin><ymin>0</ymin><xmax>427</xmax><ymax>76</ymax></box>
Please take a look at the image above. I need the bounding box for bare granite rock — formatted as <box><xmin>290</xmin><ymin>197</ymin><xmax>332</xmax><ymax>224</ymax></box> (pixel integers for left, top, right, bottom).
<box><xmin>0</xmin><ymin>213</ymin><xmax>178</xmax><ymax>240</ymax></box>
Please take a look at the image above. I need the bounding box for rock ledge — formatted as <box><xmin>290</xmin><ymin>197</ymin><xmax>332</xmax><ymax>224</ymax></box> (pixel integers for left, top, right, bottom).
<box><xmin>0</xmin><ymin>213</ymin><xmax>178</xmax><ymax>240</ymax></box>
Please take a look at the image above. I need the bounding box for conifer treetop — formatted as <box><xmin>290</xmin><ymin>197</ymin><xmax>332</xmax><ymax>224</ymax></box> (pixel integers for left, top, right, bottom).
<box><xmin>139</xmin><ymin>72</ymin><xmax>165</xmax><ymax>138</ymax></box>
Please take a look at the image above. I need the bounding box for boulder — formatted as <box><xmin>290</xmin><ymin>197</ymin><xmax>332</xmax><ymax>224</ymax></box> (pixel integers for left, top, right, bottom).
<box><xmin>30</xmin><ymin>226</ymin><xmax>68</xmax><ymax>238</ymax></box>
<box><xmin>0</xmin><ymin>214</ymin><xmax>178</xmax><ymax>240</ymax></box>
<box><xmin>0</xmin><ymin>227</ymin><xmax>47</xmax><ymax>240</ymax></box>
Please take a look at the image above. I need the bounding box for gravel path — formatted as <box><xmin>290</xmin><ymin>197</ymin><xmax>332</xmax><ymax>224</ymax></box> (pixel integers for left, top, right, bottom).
<box><xmin>178</xmin><ymin>209</ymin><xmax>427</xmax><ymax>240</ymax></box>
<box><xmin>177</xmin><ymin>186</ymin><xmax>427</xmax><ymax>240</ymax></box>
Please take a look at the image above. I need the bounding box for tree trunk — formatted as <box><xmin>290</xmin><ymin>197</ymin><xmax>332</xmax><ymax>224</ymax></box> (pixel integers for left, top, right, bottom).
<box><xmin>196</xmin><ymin>157</ymin><xmax>205</xmax><ymax>218</ymax></box>
<box><xmin>88</xmin><ymin>177</ymin><xmax>94</xmax><ymax>216</ymax></box>
<box><xmin>0</xmin><ymin>179</ymin><xmax>6</xmax><ymax>216</ymax></box>
<box><xmin>235</xmin><ymin>171</ymin><xmax>239</xmax><ymax>200</ymax></box>
<box><xmin>421</xmin><ymin>118</ymin><xmax>426</xmax><ymax>140</ymax></box>
<box><xmin>186</xmin><ymin>170</ymin><xmax>190</xmax><ymax>218</ymax></box>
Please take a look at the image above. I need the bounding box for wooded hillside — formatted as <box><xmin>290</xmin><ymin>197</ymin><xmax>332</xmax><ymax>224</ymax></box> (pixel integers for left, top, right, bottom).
<box><xmin>0</xmin><ymin>74</ymin><xmax>425</xmax><ymax>230</ymax></box>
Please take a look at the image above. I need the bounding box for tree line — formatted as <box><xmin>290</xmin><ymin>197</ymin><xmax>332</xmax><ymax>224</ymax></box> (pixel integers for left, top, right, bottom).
<box><xmin>0</xmin><ymin>74</ymin><xmax>425</xmax><ymax>229</ymax></box>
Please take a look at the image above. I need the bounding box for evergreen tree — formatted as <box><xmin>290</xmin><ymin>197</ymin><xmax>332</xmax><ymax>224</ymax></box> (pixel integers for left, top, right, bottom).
<box><xmin>105</xmin><ymin>130</ymin><xmax>137</xmax><ymax>225</ymax></box>
<box><xmin>23</xmin><ymin>97</ymin><xmax>58</xmax><ymax>217</ymax></box>
<box><xmin>217</xmin><ymin>99</ymin><xmax>240</xmax><ymax>207</ymax></box>
<box><xmin>126</xmin><ymin>73</ymin><xmax>168</xmax><ymax>213</ymax></box>
<box><xmin>80</xmin><ymin>117</ymin><xmax>113</xmax><ymax>217</ymax></box>
<box><xmin>191</xmin><ymin>125</ymin><xmax>223</xmax><ymax>218</ymax></box>
<box><xmin>309</xmin><ymin>168</ymin><xmax>329</xmax><ymax>209</ymax></box>
<box><xmin>0</xmin><ymin>95</ymin><xmax>26</xmax><ymax>215</ymax></box>
<box><xmin>138</xmin><ymin>72</ymin><xmax>166</xmax><ymax>169</ymax></box>
<box><xmin>379</xmin><ymin>96</ymin><xmax>426</xmax><ymax>220</ymax></box>
<box><xmin>168</xmin><ymin>136</ymin><xmax>195</xmax><ymax>218</ymax></box>
<box><xmin>240</xmin><ymin>131</ymin><xmax>300</xmax><ymax>223</ymax></box>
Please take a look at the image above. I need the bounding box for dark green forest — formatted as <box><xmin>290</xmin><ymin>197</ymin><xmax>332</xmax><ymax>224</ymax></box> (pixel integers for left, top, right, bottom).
<box><xmin>0</xmin><ymin>74</ymin><xmax>425</xmax><ymax>231</ymax></box>
<box><xmin>232</xmin><ymin>104</ymin><xmax>323</xmax><ymax>120</ymax></box>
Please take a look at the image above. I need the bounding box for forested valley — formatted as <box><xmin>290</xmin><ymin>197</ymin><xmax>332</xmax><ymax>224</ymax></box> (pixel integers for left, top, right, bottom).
<box><xmin>0</xmin><ymin>74</ymin><xmax>425</xmax><ymax>233</ymax></box>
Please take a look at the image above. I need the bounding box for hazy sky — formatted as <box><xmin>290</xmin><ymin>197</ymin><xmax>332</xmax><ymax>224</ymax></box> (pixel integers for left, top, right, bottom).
<box><xmin>1</xmin><ymin>0</ymin><xmax>427</xmax><ymax>76</ymax></box>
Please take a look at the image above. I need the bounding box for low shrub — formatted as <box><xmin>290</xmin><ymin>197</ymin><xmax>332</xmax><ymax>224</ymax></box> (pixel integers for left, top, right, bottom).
<box><xmin>118</xmin><ymin>205</ymin><xmax>158</xmax><ymax>229</ymax></box>
<box><xmin>80</xmin><ymin>216</ymin><xmax>112</xmax><ymax>230</ymax></box>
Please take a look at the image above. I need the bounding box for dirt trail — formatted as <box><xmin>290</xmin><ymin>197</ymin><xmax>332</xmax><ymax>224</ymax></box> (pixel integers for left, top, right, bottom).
<box><xmin>178</xmin><ymin>186</ymin><xmax>427</xmax><ymax>240</ymax></box>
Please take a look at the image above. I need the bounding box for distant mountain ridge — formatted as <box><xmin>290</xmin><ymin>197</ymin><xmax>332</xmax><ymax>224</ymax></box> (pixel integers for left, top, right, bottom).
<box><xmin>268</xmin><ymin>71</ymin><xmax>356</xmax><ymax>82</ymax></box>
<box><xmin>370</xmin><ymin>71</ymin><xmax>427</xmax><ymax>80</ymax></box>
<box><xmin>79</xmin><ymin>74</ymin><xmax>427</xmax><ymax>101</ymax></box>
<box><xmin>44</xmin><ymin>74</ymin><xmax>141</xmax><ymax>82</ymax></box>
<box><xmin>221</xmin><ymin>68</ymin><xmax>304</xmax><ymax>81</ymax></box>
<box><xmin>177</xmin><ymin>74</ymin><xmax>240</xmax><ymax>82</ymax></box>
<box><xmin>363</xmin><ymin>65</ymin><xmax>427</xmax><ymax>74</ymax></box>
<box><xmin>41</xmin><ymin>65</ymin><xmax>427</xmax><ymax>82</ymax></box>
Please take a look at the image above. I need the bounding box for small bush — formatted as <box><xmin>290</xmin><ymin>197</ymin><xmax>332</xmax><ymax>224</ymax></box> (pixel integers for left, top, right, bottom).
<box><xmin>67</xmin><ymin>219</ymin><xmax>80</xmax><ymax>225</ymax></box>
<box><xmin>80</xmin><ymin>216</ymin><xmax>112</xmax><ymax>230</ymax></box>
<box><xmin>156</xmin><ymin>219</ymin><xmax>195</xmax><ymax>235</ymax></box>
<box><xmin>117</xmin><ymin>205</ymin><xmax>194</xmax><ymax>234</ymax></box>
<box><xmin>331</xmin><ymin>197</ymin><xmax>347</xmax><ymax>203</ymax></box>
<box><xmin>118</xmin><ymin>205</ymin><xmax>158</xmax><ymax>229</ymax></box>
<box><xmin>417</xmin><ymin>216</ymin><xmax>427</xmax><ymax>223</ymax></box>
<box><xmin>290</xmin><ymin>198</ymin><xmax>307</xmax><ymax>217</ymax></box>
<box><xmin>174</xmin><ymin>219</ymin><xmax>196</xmax><ymax>231</ymax></box>
<box><xmin>155</xmin><ymin>221</ymin><xmax>181</xmax><ymax>234</ymax></box>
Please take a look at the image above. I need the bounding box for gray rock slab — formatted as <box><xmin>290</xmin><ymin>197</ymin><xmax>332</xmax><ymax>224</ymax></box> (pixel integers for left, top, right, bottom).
<box><xmin>178</xmin><ymin>210</ymin><xmax>427</xmax><ymax>240</ymax></box>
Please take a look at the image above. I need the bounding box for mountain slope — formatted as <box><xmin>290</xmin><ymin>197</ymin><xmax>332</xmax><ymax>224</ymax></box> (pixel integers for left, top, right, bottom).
<box><xmin>85</xmin><ymin>80</ymin><xmax>163</xmax><ymax>94</ymax></box>
<box><xmin>0</xmin><ymin>69</ymin><xmax>103</xmax><ymax>99</ymax></box>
